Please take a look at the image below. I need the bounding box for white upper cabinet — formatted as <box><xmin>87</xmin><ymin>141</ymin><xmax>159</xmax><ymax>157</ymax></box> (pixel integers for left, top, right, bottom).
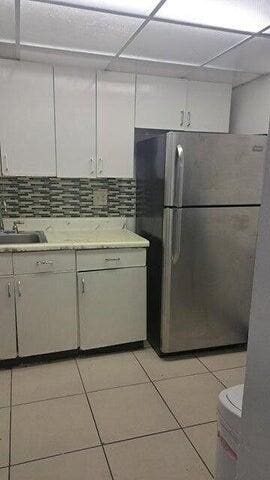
<box><xmin>230</xmin><ymin>76</ymin><xmax>270</xmax><ymax>134</ymax></box>
<box><xmin>135</xmin><ymin>75</ymin><xmax>188</xmax><ymax>130</ymax></box>
<box><xmin>185</xmin><ymin>81</ymin><xmax>232</xmax><ymax>132</ymax></box>
<box><xmin>135</xmin><ymin>74</ymin><xmax>232</xmax><ymax>133</ymax></box>
<box><xmin>0</xmin><ymin>60</ymin><xmax>56</xmax><ymax>176</ymax></box>
<box><xmin>97</xmin><ymin>71</ymin><xmax>135</xmax><ymax>178</ymax></box>
<box><xmin>54</xmin><ymin>66</ymin><xmax>96</xmax><ymax>178</ymax></box>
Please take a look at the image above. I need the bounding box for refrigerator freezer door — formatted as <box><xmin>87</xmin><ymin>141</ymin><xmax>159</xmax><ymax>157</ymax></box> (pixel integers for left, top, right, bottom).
<box><xmin>161</xmin><ymin>206</ymin><xmax>259</xmax><ymax>353</ymax></box>
<box><xmin>171</xmin><ymin>133</ymin><xmax>266</xmax><ymax>206</ymax></box>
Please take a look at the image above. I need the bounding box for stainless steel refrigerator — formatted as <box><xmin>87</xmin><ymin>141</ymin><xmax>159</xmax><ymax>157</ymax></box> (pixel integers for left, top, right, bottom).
<box><xmin>136</xmin><ymin>131</ymin><xmax>267</xmax><ymax>354</ymax></box>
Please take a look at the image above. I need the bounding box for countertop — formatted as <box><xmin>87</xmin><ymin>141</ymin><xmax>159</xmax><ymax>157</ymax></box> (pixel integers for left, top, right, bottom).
<box><xmin>0</xmin><ymin>229</ymin><xmax>149</xmax><ymax>253</ymax></box>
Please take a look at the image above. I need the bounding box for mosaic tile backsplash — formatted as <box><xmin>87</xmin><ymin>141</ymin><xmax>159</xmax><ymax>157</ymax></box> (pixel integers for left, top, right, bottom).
<box><xmin>0</xmin><ymin>177</ymin><xmax>136</xmax><ymax>218</ymax></box>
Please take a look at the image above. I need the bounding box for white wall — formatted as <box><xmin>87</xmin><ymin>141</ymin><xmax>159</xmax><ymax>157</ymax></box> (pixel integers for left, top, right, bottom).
<box><xmin>230</xmin><ymin>75</ymin><xmax>270</xmax><ymax>134</ymax></box>
<box><xmin>237</xmin><ymin>131</ymin><xmax>270</xmax><ymax>479</ymax></box>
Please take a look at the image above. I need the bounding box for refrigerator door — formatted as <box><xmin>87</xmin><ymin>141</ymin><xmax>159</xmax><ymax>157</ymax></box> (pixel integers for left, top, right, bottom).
<box><xmin>167</xmin><ymin>132</ymin><xmax>266</xmax><ymax>206</ymax></box>
<box><xmin>161</xmin><ymin>205</ymin><xmax>260</xmax><ymax>353</ymax></box>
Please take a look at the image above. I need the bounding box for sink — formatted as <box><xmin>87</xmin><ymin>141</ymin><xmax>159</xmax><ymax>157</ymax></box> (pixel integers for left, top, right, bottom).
<box><xmin>0</xmin><ymin>231</ymin><xmax>47</xmax><ymax>244</ymax></box>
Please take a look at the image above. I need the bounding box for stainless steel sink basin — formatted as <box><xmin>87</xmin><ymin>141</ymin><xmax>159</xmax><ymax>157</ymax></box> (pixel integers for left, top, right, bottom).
<box><xmin>0</xmin><ymin>231</ymin><xmax>47</xmax><ymax>244</ymax></box>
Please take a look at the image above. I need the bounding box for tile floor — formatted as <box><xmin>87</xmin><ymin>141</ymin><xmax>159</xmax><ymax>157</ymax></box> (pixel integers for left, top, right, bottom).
<box><xmin>0</xmin><ymin>345</ymin><xmax>246</xmax><ymax>479</ymax></box>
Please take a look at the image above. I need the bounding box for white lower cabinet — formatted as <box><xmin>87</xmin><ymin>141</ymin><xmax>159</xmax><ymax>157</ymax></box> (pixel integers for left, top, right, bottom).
<box><xmin>78</xmin><ymin>267</ymin><xmax>146</xmax><ymax>350</ymax></box>
<box><xmin>15</xmin><ymin>272</ymin><xmax>78</xmax><ymax>357</ymax></box>
<box><xmin>0</xmin><ymin>277</ymin><xmax>17</xmax><ymax>360</ymax></box>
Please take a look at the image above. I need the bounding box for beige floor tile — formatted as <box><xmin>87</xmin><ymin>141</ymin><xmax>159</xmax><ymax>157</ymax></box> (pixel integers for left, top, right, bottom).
<box><xmin>12</xmin><ymin>360</ymin><xmax>84</xmax><ymax>405</ymax></box>
<box><xmin>134</xmin><ymin>348</ymin><xmax>207</xmax><ymax>381</ymax></box>
<box><xmin>185</xmin><ymin>422</ymin><xmax>217</xmax><ymax>475</ymax></box>
<box><xmin>105</xmin><ymin>430</ymin><xmax>212</xmax><ymax>480</ymax></box>
<box><xmin>155</xmin><ymin>373</ymin><xmax>223</xmax><ymax>427</ymax></box>
<box><xmin>78</xmin><ymin>352</ymin><xmax>149</xmax><ymax>392</ymax></box>
<box><xmin>11</xmin><ymin>395</ymin><xmax>100</xmax><ymax>465</ymax></box>
<box><xmin>0</xmin><ymin>370</ymin><xmax>11</xmax><ymax>408</ymax></box>
<box><xmin>0</xmin><ymin>409</ymin><xmax>10</xmax><ymax>468</ymax></box>
<box><xmin>215</xmin><ymin>367</ymin><xmax>246</xmax><ymax>388</ymax></box>
<box><xmin>0</xmin><ymin>468</ymin><xmax>8</xmax><ymax>480</ymax></box>
<box><xmin>89</xmin><ymin>383</ymin><xmax>178</xmax><ymax>443</ymax></box>
<box><xmin>10</xmin><ymin>447</ymin><xmax>111</xmax><ymax>480</ymax></box>
<box><xmin>197</xmin><ymin>349</ymin><xmax>246</xmax><ymax>371</ymax></box>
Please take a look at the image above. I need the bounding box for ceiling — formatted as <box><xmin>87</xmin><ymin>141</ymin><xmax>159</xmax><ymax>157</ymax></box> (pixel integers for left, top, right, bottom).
<box><xmin>1</xmin><ymin>0</ymin><xmax>270</xmax><ymax>87</ymax></box>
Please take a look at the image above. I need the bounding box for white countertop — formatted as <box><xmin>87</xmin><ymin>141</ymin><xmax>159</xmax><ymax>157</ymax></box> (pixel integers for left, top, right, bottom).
<box><xmin>0</xmin><ymin>229</ymin><xmax>149</xmax><ymax>253</ymax></box>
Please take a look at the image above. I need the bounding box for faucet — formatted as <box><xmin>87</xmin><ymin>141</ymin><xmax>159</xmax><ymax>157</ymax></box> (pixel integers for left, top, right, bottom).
<box><xmin>13</xmin><ymin>220</ymin><xmax>24</xmax><ymax>233</ymax></box>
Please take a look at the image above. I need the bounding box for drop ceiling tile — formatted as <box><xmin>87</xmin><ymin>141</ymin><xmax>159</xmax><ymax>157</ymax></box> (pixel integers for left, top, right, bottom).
<box><xmin>208</xmin><ymin>37</ymin><xmax>270</xmax><ymax>74</ymax></box>
<box><xmin>122</xmin><ymin>21</ymin><xmax>248</xmax><ymax>66</ymax></box>
<box><xmin>20</xmin><ymin>46</ymin><xmax>112</xmax><ymax>69</ymax></box>
<box><xmin>0</xmin><ymin>0</ymin><xmax>15</xmax><ymax>42</ymax></box>
<box><xmin>156</xmin><ymin>0</ymin><xmax>270</xmax><ymax>33</ymax></box>
<box><xmin>21</xmin><ymin>0</ymin><xmax>143</xmax><ymax>54</ymax></box>
<box><xmin>37</xmin><ymin>0</ymin><xmax>160</xmax><ymax>16</ymax></box>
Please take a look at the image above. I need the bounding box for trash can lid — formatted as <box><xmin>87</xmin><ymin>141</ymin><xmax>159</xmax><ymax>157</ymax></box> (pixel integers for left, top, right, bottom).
<box><xmin>218</xmin><ymin>384</ymin><xmax>244</xmax><ymax>435</ymax></box>
<box><xmin>226</xmin><ymin>384</ymin><xmax>244</xmax><ymax>412</ymax></box>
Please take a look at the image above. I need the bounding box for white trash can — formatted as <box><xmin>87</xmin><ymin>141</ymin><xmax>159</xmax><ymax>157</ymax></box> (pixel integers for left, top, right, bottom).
<box><xmin>216</xmin><ymin>384</ymin><xmax>244</xmax><ymax>480</ymax></box>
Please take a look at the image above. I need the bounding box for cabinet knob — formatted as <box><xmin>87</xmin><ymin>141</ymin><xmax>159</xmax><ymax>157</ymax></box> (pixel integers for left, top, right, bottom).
<box><xmin>187</xmin><ymin>111</ymin><xmax>191</xmax><ymax>127</ymax></box>
<box><xmin>7</xmin><ymin>282</ymin><xmax>11</xmax><ymax>298</ymax></box>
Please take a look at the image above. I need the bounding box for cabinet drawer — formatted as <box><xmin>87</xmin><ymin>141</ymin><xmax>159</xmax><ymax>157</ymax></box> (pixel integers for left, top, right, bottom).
<box><xmin>13</xmin><ymin>251</ymin><xmax>75</xmax><ymax>274</ymax></box>
<box><xmin>0</xmin><ymin>253</ymin><xmax>13</xmax><ymax>275</ymax></box>
<box><xmin>77</xmin><ymin>248</ymin><xmax>146</xmax><ymax>271</ymax></box>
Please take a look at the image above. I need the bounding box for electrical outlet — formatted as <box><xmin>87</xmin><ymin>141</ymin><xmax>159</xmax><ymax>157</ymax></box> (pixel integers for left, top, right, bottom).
<box><xmin>93</xmin><ymin>188</ymin><xmax>108</xmax><ymax>207</ymax></box>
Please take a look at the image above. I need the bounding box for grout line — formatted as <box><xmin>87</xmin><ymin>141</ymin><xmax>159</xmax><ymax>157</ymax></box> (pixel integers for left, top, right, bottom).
<box><xmin>195</xmin><ymin>356</ymin><xmax>233</xmax><ymax>389</ymax></box>
<box><xmin>84</xmin><ymin>380</ymin><xmax>151</xmax><ymax>395</ymax></box>
<box><xmin>74</xmin><ymin>359</ymin><xmax>115</xmax><ymax>480</ymax></box>
<box><xmin>131</xmin><ymin>351</ymin><xmax>214</xmax><ymax>479</ymax></box>
<box><xmin>8</xmin><ymin>369</ymin><xmax>13</xmax><ymax>480</ymax></box>
<box><xmin>103</xmin><ymin>427</ymin><xmax>181</xmax><ymax>447</ymax></box>
<box><xmin>9</xmin><ymin>445</ymin><xmax>101</xmax><ymax>468</ymax></box>
<box><xmin>11</xmin><ymin>391</ymin><xmax>85</xmax><ymax>409</ymax></box>
<box><xmin>183</xmin><ymin>419</ymin><xmax>217</xmax><ymax>430</ymax></box>
<box><xmin>208</xmin><ymin>364</ymin><xmax>246</xmax><ymax>373</ymax></box>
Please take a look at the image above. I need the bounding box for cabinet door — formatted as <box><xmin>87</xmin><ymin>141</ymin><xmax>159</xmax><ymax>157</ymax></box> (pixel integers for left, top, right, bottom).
<box><xmin>97</xmin><ymin>71</ymin><xmax>135</xmax><ymax>178</ymax></box>
<box><xmin>185</xmin><ymin>81</ymin><xmax>232</xmax><ymax>133</ymax></box>
<box><xmin>0</xmin><ymin>277</ymin><xmax>17</xmax><ymax>360</ymax></box>
<box><xmin>135</xmin><ymin>75</ymin><xmax>188</xmax><ymax>130</ymax></box>
<box><xmin>230</xmin><ymin>76</ymin><xmax>270</xmax><ymax>134</ymax></box>
<box><xmin>0</xmin><ymin>60</ymin><xmax>56</xmax><ymax>176</ymax></box>
<box><xmin>54</xmin><ymin>66</ymin><xmax>96</xmax><ymax>178</ymax></box>
<box><xmin>16</xmin><ymin>272</ymin><xmax>78</xmax><ymax>357</ymax></box>
<box><xmin>78</xmin><ymin>267</ymin><xmax>146</xmax><ymax>350</ymax></box>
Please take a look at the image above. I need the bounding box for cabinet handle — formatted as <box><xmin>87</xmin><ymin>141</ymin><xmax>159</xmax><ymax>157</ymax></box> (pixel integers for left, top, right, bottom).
<box><xmin>90</xmin><ymin>158</ymin><xmax>95</xmax><ymax>176</ymax></box>
<box><xmin>81</xmin><ymin>278</ymin><xmax>85</xmax><ymax>294</ymax></box>
<box><xmin>17</xmin><ymin>280</ymin><xmax>22</xmax><ymax>297</ymax></box>
<box><xmin>105</xmin><ymin>257</ymin><xmax>120</xmax><ymax>262</ymax></box>
<box><xmin>180</xmin><ymin>110</ymin><xmax>184</xmax><ymax>127</ymax></box>
<box><xmin>36</xmin><ymin>260</ymin><xmax>53</xmax><ymax>265</ymax></box>
<box><xmin>187</xmin><ymin>111</ymin><xmax>191</xmax><ymax>127</ymax></box>
<box><xmin>98</xmin><ymin>158</ymin><xmax>103</xmax><ymax>176</ymax></box>
<box><xmin>7</xmin><ymin>282</ymin><xmax>11</xmax><ymax>298</ymax></box>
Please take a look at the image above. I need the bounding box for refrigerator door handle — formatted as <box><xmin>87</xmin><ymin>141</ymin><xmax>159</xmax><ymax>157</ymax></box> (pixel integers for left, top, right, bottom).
<box><xmin>172</xmin><ymin>208</ymin><xmax>182</xmax><ymax>265</ymax></box>
<box><xmin>174</xmin><ymin>144</ymin><xmax>184</xmax><ymax>208</ymax></box>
